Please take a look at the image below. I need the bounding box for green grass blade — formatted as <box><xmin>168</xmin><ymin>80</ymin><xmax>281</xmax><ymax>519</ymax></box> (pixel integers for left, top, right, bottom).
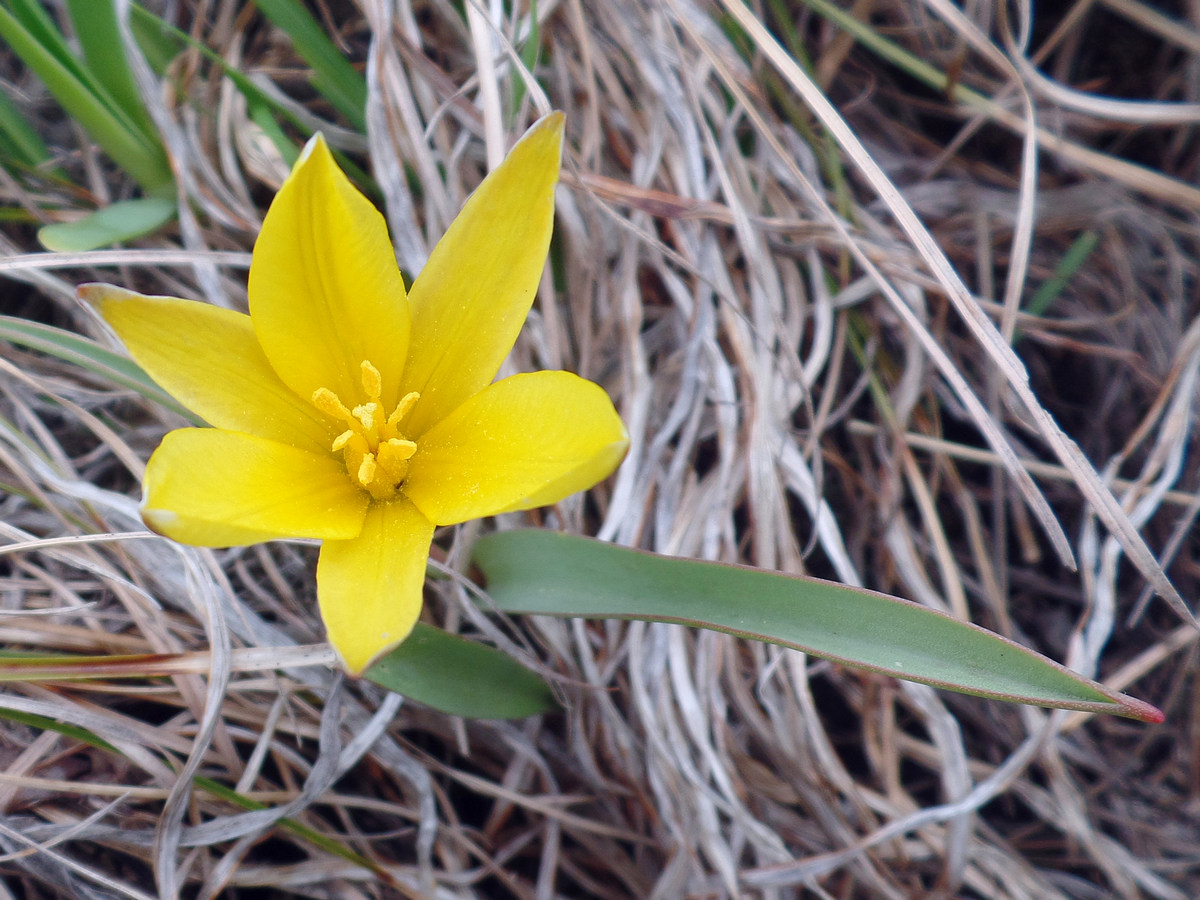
<box><xmin>364</xmin><ymin>622</ymin><xmax>556</xmax><ymax>718</ymax></box>
<box><xmin>0</xmin><ymin>703</ymin><xmax>118</xmax><ymax>752</ymax></box>
<box><xmin>128</xmin><ymin>1</ymin><xmax>179</xmax><ymax>73</ymax></box>
<box><xmin>7</xmin><ymin>0</ymin><xmax>155</xmax><ymax>145</ymax></box>
<box><xmin>250</xmin><ymin>0</ymin><xmax>367</xmax><ymax>131</ymax></box>
<box><xmin>64</xmin><ymin>0</ymin><xmax>157</xmax><ymax>139</ymax></box>
<box><xmin>0</xmin><ymin>705</ymin><xmax>395</xmax><ymax>883</ymax></box>
<box><xmin>38</xmin><ymin>195</ymin><xmax>176</xmax><ymax>251</ymax></box>
<box><xmin>1025</xmin><ymin>230</ymin><xmax>1101</xmax><ymax>320</ymax></box>
<box><xmin>508</xmin><ymin>0</ymin><xmax>540</xmax><ymax>117</ymax></box>
<box><xmin>0</xmin><ymin>5</ymin><xmax>171</xmax><ymax>189</ymax></box>
<box><xmin>0</xmin><ymin>86</ymin><xmax>52</xmax><ymax>169</ymax></box>
<box><xmin>0</xmin><ymin>315</ymin><xmax>198</xmax><ymax>422</ymax></box>
<box><xmin>192</xmin><ymin>776</ymin><xmax>397</xmax><ymax>882</ymax></box>
<box><xmin>472</xmin><ymin>530</ymin><xmax>1163</xmax><ymax>722</ymax></box>
<box><xmin>4</xmin><ymin>0</ymin><xmax>158</xmax><ymax>146</ymax></box>
<box><xmin>248</xmin><ymin>101</ymin><xmax>300</xmax><ymax>167</ymax></box>
<box><xmin>128</xmin><ymin>4</ymin><xmax>286</xmax><ymax>124</ymax></box>
<box><xmin>4</xmin><ymin>0</ymin><xmax>87</xmax><ymax>78</ymax></box>
<box><xmin>127</xmin><ymin>5</ymin><xmax>378</xmax><ymax>198</ymax></box>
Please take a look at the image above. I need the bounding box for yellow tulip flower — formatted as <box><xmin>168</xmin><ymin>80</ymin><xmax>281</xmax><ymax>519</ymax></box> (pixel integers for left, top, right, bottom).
<box><xmin>81</xmin><ymin>113</ymin><xmax>628</xmax><ymax>674</ymax></box>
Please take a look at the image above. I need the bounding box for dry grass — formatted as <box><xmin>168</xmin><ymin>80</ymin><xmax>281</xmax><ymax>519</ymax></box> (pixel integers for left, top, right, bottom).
<box><xmin>1</xmin><ymin>0</ymin><xmax>1198</xmax><ymax>897</ymax></box>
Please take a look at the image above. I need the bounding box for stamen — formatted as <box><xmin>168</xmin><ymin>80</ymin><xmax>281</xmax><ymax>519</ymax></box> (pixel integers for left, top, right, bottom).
<box><xmin>312</xmin><ymin>387</ymin><xmax>351</xmax><ymax>420</ymax></box>
<box><xmin>313</xmin><ymin>362</ymin><xmax>422</xmax><ymax>501</ymax></box>
<box><xmin>378</xmin><ymin>438</ymin><xmax>417</xmax><ymax>466</ymax></box>
<box><xmin>353</xmin><ymin>402</ymin><xmax>381</xmax><ymax>432</ymax></box>
<box><xmin>357</xmin><ymin>454</ymin><xmax>377</xmax><ymax>486</ymax></box>
<box><xmin>360</xmin><ymin>360</ymin><xmax>383</xmax><ymax>399</ymax></box>
<box><xmin>387</xmin><ymin>391</ymin><xmax>421</xmax><ymax>427</ymax></box>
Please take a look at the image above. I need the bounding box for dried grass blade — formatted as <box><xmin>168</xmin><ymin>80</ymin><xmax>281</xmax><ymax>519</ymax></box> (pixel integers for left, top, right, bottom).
<box><xmin>250</xmin><ymin>0</ymin><xmax>367</xmax><ymax>131</ymax></box>
<box><xmin>0</xmin><ymin>315</ymin><xmax>196</xmax><ymax>421</ymax></box>
<box><xmin>716</xmin><ymin>0</ymin><xmax>1191</xmax><ymax>623</ymax></box>
<box><xmin>800</xmin><ymin>0</ymin><xmax>1200</xmax><ymax>209</ymax></box>
<box><xmin>0</xmin><ymin>4</ymin><xmax>170</xmax><ymax>188</ymax></box>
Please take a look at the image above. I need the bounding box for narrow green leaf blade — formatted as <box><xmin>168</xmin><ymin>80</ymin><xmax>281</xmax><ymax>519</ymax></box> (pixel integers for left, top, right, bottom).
<box><xmin>5</xmin><ymin>0</ymin><xmax>88</xmax><ymax>80</ymax></box>
<box><xmin>128</xmin><ymin>1</ymin><xmax>183</xmax><ymax>73</ymax></box>
<box><xmin>0</xmin><ymin>6</ymin><xmax>170</xmax><ymax>188</ymax></box>
<box><xmin>472</xmin><ymin>530</ymin><xmax>1163</xmax><ymax>722</ymax></box>
<box><xmin>38</xmin><ymin>195</ymin><xmax>176</xmax><ymax>251</ymax></box>
<box><xmin>363</xmin><ymin>622</ymin><xmax>556</xmax><ymax>719</ymax></box>
<box><xmin>192</xmin><ymin>776</ymin><xmax>392</xmax><ymax>881</ymax></box>
<box><xmin>0</xmin><ymin>703</ymin><xmax>394</xmax><ymax>883</ymax></box>
<box><xmin>64</xmin><ymin>0</ymin><xmax>157</xmax><ymax>139</ymax></box>
<box><xmin>251</xmin><ymin>0</ymin><xmax>367</xmax><ymax>131</ymax></box>
<box><xmin>509</xmin><ymin>0</ymin><xmax>540</xmax><ymax>117</ymax></box>
<box><xmin>127</xmin><ymin>6</ymin><xmax>377</xmax><ymax>197</ymax></box>
<box><xmin>0</xmin><ymin>315</ymin><xmax>198</xmax><ymax>422</ymax></box>
<box><xmin>0</xmin><ymin>74</ymin><xmax>52</xmax><ymax>168</ymax></box>
<box><xmin>0</xmin><ymin>703</ymin><xmax>117</xmax><ymax>752</ymax></box>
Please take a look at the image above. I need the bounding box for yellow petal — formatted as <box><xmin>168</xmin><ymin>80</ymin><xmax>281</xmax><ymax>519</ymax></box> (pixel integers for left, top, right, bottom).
<box><xmin>402</xmin><ymin>112</ymin><xmax>564</xmax><ymax>436</ymax></box>
<box><xmin>142</xmin><ymin>428</ymin><xmax>368</xmax><ymax>546</ymax></box>
<box><xmin>85</xmin><ymin>284</ymin><xmax>334</xmax><ymax>452</ymax></box>
<box><xmin>404</xmin><ymin>371</ymin><xmax>627</xmax><ymax>525</ymax></box>
<box><xmin>316</xmin><ymin>498</ymin><xmax>435</xmax><ymax>674</ymax></box>
<box><xmin>248</xmin><ymin>134</ymin><xmax>410</xmax><ymax>411</ymax></box>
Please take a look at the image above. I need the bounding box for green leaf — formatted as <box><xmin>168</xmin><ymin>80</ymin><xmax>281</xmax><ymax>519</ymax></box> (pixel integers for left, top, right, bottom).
<box><xmin>0</xmin><ymin>315</ymin><xmax>198</xmax><ymax>422</ymax></box>
<box><xmin>1025</xmin><ymin>230</ymin><xmax>1101</xmax><ymax>322</ymax></box>
<box><xmin>248</xmin><ymin>101</ymin><xmax>300</xmax><ymax>168</ymax></box>
<box><xmin>0</xmin><ymin>703</ymin><xmax>117</xmax><ymax>752</ymax></box>
<box><xmin>0</xmin><ymin>705</ymin><xmax>397</xmax><ymax>882</ymax></box>
<box><xmin>192</xmin><ymin>776</ymin><xmax>391</xmax><ymax>880</ymax></box>
<box><xmin>4</xmin><ymin>0</ymin><xmax>87</xmax><ymax>80</ymax></box>
<box><xmin>126</xmin><ymin>5</ymin><xmax>379</xmax><ymax>200</ymax></box>
<box><xmin>64</xmin><ymin>0</ymin><xmax>157</xmax><ymax>139</ymax></box>
<box><xmin>0</xmin><ymin>78</ymin><xmax>52</xmax><ymax>169</ymax></box>
<box><xmin>128</xmin><ymin>1</ymin><xmax>181</xmax><ymax>73</ymax></box>
<box><xmin>472</xmin><ymin>530</ymin><xmax>1163</xmax><ymax>722</ymax></box>
<box><xmin>250</xmin><ymin>0</ymin><xmax>367</xmax><ymax>132</ymax></box>
<box><xmin>38</xmin><ymin>195</ymin><xmax>176</xmax><ymax>251</ymax></box>
<box><xmin>363</xmin><ymin>622</ymin><xmax>556</xmax><ymax>719</ymax></box>
<box><xmin>509</xmin><ymin>0</ymin><xmax>540</xmax><ymax>118</ymax></box>
<box><xmin>0</xmin><ymin>4</ymin><xmax>171</xmax><ymax>188</ymax></box>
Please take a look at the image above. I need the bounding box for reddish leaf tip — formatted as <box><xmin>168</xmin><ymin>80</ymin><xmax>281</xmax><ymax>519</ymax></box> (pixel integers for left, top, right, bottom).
<box><xmin>1122</xmin><ymin>696</ymin><xmax>1165</xmax><ymax>724</ymax></box>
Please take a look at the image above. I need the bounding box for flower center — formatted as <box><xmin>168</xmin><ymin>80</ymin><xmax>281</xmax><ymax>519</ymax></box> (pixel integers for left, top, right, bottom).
<box><xmin>312</xmin><ymin>361</ymin><xmax>420</xmax><ymax>502</ymax></box>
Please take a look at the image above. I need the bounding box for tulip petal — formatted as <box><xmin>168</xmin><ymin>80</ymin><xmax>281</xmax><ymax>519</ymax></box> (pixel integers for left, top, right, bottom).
<box><xmin>249</xmin><ymin>134</ymin><xmax>410</xmax><ymax>411</ymax></box>
<box><xmin>317</xmin><ymin>498</ymin><xmax>435</xmax><ymax>674</ymax></box>
<box><xmin>404</xmin><ymin>371</ymin><xmax>627</xmax><ymax>525</ymax></box>
<box><xmin>402</xmin><ymin>113</ymin><xmax>564</xmax><ymax>436</ymax></box>
<box><xmin>142</xmin><ymin>428</ymin><xmax>368</xmax><ymax>546</ymax></box>
<box><xmin>86</xmin><ymin>284</ymin><xmax>334</xmax><ymax>452</ymax></box>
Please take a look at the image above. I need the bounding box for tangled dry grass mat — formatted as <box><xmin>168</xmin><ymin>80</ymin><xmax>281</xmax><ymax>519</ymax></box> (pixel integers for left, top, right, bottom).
<box><xmin>0</xmin><ymin>1</ymin><xmax>1198</xmax><ymax>898</ymax></box>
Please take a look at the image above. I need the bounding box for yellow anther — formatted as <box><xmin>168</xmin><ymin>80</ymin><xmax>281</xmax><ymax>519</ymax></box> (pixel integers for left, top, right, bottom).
<box><xmin>313</xmin><ymin>365</ymin><xmax>423</xmax><ymax>501</ymax></box>
<box><xmin>312</xmin><ymin>387</ymin><xmax>351</xmax><ymax>420</ymax></box>
<box><xmin>357</xmin><ymin>454</ymin><xmax>377</xmax><ymax>486</ymax></box>
<box><xmin>353</xmin><ymin>402</ymin><xmax>381</xmax><ymax>432</ymax></box>
<box><xmin>387</xmin><ymin>391</ymin><xmax>421</xmax><ymax>427</ymax></box>
<box><xmin>379</xmin><ymin>438</ymin><xmax>417</xmax><ymax>465</ymax></box>
<box><xmin>360</xmin><ymin>360</ymin><xmax>383</xmax><ymax>400</ymax></box>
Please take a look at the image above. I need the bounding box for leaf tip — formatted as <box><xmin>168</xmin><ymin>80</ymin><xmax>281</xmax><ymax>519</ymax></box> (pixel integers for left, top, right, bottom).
<box><xmin>1120</xmin><ymin>695</ymin><xmax>1165</xmax><ymax>724</ymax></box>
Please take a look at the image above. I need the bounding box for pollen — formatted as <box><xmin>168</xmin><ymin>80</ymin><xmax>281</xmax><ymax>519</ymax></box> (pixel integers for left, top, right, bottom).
<box><xmin>312</xmin><ymin>361</ymin><xmax>420</xmax><ymax>501</ymax></box>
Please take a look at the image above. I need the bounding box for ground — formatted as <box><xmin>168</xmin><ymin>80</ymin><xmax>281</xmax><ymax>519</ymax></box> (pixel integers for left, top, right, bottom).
<box><xmin>0</xmin><ymin>1</ymin><xmax>1197</xmax><ymax>898</ymax></box>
